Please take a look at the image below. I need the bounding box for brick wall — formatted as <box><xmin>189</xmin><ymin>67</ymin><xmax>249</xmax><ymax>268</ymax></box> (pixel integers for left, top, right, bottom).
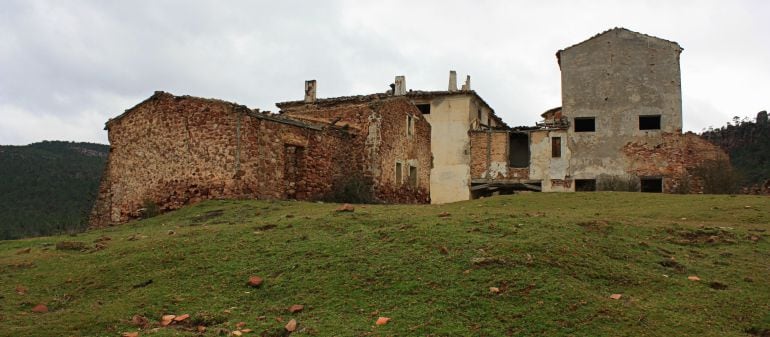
<box><xmin>470</xmin><ymin>131</ymin><xmax>529</xmax><ymax>180</ymax></box>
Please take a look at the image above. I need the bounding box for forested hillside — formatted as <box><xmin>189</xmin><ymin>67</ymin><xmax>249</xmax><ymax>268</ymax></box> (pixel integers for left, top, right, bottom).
<box><xmin>0</xmin><ymin>141</ymin><xmax>108</xmax><ymax>240</ymax></box>
<box><xmin>701</xmin><ymin>111</ymin><xmax>770</xmax><ymax>188</ymax></box>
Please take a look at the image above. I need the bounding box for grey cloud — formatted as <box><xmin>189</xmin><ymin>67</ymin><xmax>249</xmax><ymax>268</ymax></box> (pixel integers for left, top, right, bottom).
<box><xmin>0</xmin><ymin>0</ymin><xmax>767</xmax><ymax>145</ymax></box>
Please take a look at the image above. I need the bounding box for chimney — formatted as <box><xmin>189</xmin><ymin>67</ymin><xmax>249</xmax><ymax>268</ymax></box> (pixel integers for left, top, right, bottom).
<box><xmin>304</xmin><ymin>80</ymin><xmax>316</xmax><ymax>103</ymax></box>
<box><xmin>448</xmin><ymin>70</ymin><xmax>457</xmax><ymax>92</ymax></box>
<box><xmin>461</xmin><ymin>75</ymin><xmax>471</xmax><ymax>91</ymax></box>
<box><xmin>394</xmin><ymin>75</ymin><xmax>406</xmax><ymax>96</ymax></box>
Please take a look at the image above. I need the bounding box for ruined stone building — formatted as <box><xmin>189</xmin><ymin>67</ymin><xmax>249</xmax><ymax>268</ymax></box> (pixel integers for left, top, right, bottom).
<box><xmin>90</xmin><ymin>27</ymin><xmax>728</xmax><ymax>227</ymax></box>
<box><xmin>90</xmin><ymin>89</ymin><xmax>430</xmax><ymax>227</ymax></box>
<box><xmin>467</xmin><ymin>28</ymin><xmax>727</xmax><ymax>196</ymax></box>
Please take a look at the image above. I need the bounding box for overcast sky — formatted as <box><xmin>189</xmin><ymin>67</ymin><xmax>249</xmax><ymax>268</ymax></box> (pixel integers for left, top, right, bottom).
<box><xmin>1</xmin><ymin>0</ymin><xmax>767</xmax><ymax>145</ymax></box>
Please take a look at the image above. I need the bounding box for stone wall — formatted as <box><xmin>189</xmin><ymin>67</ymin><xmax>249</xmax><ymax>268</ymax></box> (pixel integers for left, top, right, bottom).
<box><xmin>90</xmin><ymin>92</ymin><xmax>357</xmax><ymax>227</ymax></box>
<box><xmin>622</xmin><ymin>132</ymin><xmax>729</xmax><ymax>193</ymax></box>
<box><xmin>279</xmin><ymin>96</ymin><xmax>431</xmax><ymax>203</ymax></box>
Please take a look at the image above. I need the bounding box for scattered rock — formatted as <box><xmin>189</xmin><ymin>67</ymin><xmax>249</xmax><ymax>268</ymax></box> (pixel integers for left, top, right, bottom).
<box><xmin>55</xmin><ymin>241</ymin><xmax>86</xmax><ymax>251</ymax></box>
<box><xmin>15</xmin><ymin>285</ymin><xmax>27</xmax><ymax>295</ymax></box>
<box><xmin>439</xmin><ymin>246</ymin><xmax>449</xmax><ymax>255</ymax></box>
<box><xmin>288</xmin><ymin>304</ymin><xmax>304</xmax><ymax>313</ymax></box>
<box><xmin>247</xmin><ymin>276</ymin><xmax>263</xmax><ymax>288</ymax></box>
<box><xmin>285</xmin><ymin>319</ymin><xmax>298</xmax><ymax>332</ymax></box>
<box><xmin>438</xmin><ymin>212</ymin><xmax>451</xmax><ymax>218</ymax></box>
<box><xmin>609</xmin><ymin>294</ymin><xmax>622</xmax><ymax>300</ymax></box>
<box><xmin>160</xmin><ymin>314</ymin><xmax>176</xmax><ymax>326</ymax></box>
<box><xmin>232</xmin><ymin>331</ymin><xmax>243</xmax><ymax>336</ymax></box>
<box><xmin>197</xmin><ymin>326</ymin><xmax>207</xmax><ymax>333</ymax></box>
<box><xmin>131</xmin><ymin>315</ymin><xmax>149</xmax><ymax>328</ymax></box>
<box><xmin>174</xmin><ymin>314</ymin><xmax>190</xmax><ymax>322</ymax></box>
<box><xmin>335</xmin><ymin>204</ymin><xmax>355</xmax><ymax>212</ymax></box>
<box><xmin>285</xmin><ymin>214</ymin><xmax>295</xmax><ymax>218</ymax></box>
<box><xmin>16</xmin><ymin>247</ymin><xmax>31</xmax><ymax>255</ymax></box>
<box><xmin>121</xmin><ymin>332</ymin><xmax>139</xmax><ymax>337</ymax></box>
<box><xmin>687</xmin><ymin>275</ymin><xmax>701</xmax><ymax>281</ymax></box>
<box><xmin>167</xmin><ymin>230</ymin><xmax>176</xmax><ymax>235</ymax></box>
<box><xmin>31</xmin><ymin>304</ymin><xmax>48</xmax><ymax>313</ymax></box>
<box><xmin>241</xmin><ymin>329</ymin><xmax>252</xmax><ymax>333</ymax></box>
<box><xmin>489</xmin><ymin>287</ymin><xmax>500</xmax><ymax>294</ymax></box>
<box><xmin>375</xmin><ymin>317</ymin><xmax>391</xmax><ymax>326</ymax></box>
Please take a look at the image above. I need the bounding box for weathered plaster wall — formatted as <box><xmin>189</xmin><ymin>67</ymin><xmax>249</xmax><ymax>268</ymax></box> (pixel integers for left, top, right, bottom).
<box><xmin>422</xmin><ymin>95</ymin><xmax>473</xmax><ymax>203</ymax></box>
<box><xmin>560</xmin><ymin>28</ymin><xmax>684</xmax><ymax>179</ymax></box>
<box><xmin>529</xmin><ymin>129</ymin><xmax>571</xmax><ymax>192</ymax></box>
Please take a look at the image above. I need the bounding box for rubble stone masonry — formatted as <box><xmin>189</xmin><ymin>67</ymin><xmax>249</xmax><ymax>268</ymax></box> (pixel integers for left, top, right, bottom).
<box><xmin>622</xmin><ymin>132</ymin><xmax>729</xmax><ymax>192</ymax></box>
<box><xmin>91</xmin><ymin>92</ymin><xmax>431</xmax><ymax>227</ymax></box>
<box><xmin>91</xmin><ymin>92</ymin><xmax>357</xmax><ymax>227</ymax></box>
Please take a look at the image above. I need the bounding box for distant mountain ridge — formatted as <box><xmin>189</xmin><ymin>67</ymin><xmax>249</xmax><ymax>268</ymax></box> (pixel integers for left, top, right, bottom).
<box><xmin>0</xmin><ymin>141</ymin><xmax>108</xmax><ymax>240</ymax></box>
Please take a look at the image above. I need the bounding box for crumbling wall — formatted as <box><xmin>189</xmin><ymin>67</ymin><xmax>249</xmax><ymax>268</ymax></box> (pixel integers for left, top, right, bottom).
<box><xmin>529</xmin><ymin>129</ymin><xmax>570</xmax><ymax>191</ymax></box>
<box><xmin>90</xmin><ymin>92</ymin><xmax>354</xmax><ymax>227</ymax></box>
<box><xmin>622</xmin><ymin>132</ymin><xmax>729</xmax><ymax>193</ymax></box>
<box><xmin>371</xmin><ymin>98</ymin><xmax>431</xmax><ymax>203</ymax></box>
<box><xmin>280</xmin><ymin>96</ymin><xmax>431</xmax><ymax>203</ymax></box>
<box><xmin>471</xmin><ymin>131</ymin><xmax>531</xmax><ymax>181</ymax></box>
<box><xmin>560</xmin><ymin>28</ymin><xmax>684</xmax><ymax>180</ymax></box>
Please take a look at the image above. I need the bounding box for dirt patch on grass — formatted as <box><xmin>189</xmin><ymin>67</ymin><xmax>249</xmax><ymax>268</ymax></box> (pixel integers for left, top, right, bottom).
<box><xmin>658</xmin><ymin>259</ymin><xmax>687</xmax><ymax>272</ymax></box>
<box><xmin>254</xmin><ymin>224</ymin><xmax>278</xmax><ymax>231</ymax></box>
<box><xmin>188</xmin><ymin>209</ymin><xmax>225</xmax><ymax>224</ymax></box>
<box><xmin>665</xmin><ymin>227</ymin><xmax>736</xmax><ymax>245</ymax></box>
<box><xmin>471</xmin><ymin>256</ymin><xmax>511</xmax><ymax>268</ymax></box>
<box><xmin>746</xmin><ymin>327</ymin><xmax>770</xmax><ymax>337</ymax></box>
<box><xmin>709</xmin><ymin>281</ymin><xmax>728</xmax><ymax>290</ymax></box>
<box><xmin>576</xmin><ymin>220</ymin><xmax>613</xmax><ymax>234</ymax></box>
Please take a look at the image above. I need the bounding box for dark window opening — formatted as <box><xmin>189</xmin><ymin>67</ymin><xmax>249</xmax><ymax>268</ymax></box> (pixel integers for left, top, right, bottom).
<box><xmin>640</xmin><ymin>177</ymin><xmax>663</xmax><ymax>193</ymax></box>
<box><xmin>574</xmin><ymin>118</ymin><xmax>596</xmax><ymax>132</ymax></box>
<box><xmin>416</xmin><ymin>104</ymin><xmax>431</xmax><ymax>115</ymax></box>
<box><xmin>477</xmin><ymin>109</ymin><xmax>483</xmax><ymax>125</ymax></box>
<box><xmin>639</xmin><ymin>115</ymin><xmax>661</xmax><ymax>130</ymax></box>
<box><xmin>408</xmin><ymin>166</ymin><xmax>417</xmax><ymax>187</ymax></box>
<box><xmin>575</xmin><ymin>179</ymin><xmax>596</xmax><ymax>191</ymax></box>
<box><xmin>551</xmin><ymin>137</ymin><xmax>561</xmax><ymax>158</ymax></box>
<box><xmin>509</xmin><ymin>132</ymin><xmax>529</xmax><ymax>167</ymax></box>
<box><xmin>395</xmin><ymin>162</ymin><xmax>402</xmax><ymax>185</ymax></box>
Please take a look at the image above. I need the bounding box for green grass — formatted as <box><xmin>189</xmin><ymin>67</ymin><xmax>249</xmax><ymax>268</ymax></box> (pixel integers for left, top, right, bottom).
<box><xmin>1</xmin><ymin>193</ymin><xmax>769</xmax><ymax>337</ymax></box>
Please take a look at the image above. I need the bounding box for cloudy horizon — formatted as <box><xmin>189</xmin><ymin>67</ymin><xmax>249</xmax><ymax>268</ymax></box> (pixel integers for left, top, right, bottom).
<box><xmin>1</xmin><ymin>0</ymin><xmax>768</xmax><ymax>145</ymax></box>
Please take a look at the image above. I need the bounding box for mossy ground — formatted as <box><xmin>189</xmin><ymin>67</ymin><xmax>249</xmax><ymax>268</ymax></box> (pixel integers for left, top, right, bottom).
<box><xmin>1</xmin><ymin>193</ymin><xmax>769</xmax><ymax>336</ymax></box>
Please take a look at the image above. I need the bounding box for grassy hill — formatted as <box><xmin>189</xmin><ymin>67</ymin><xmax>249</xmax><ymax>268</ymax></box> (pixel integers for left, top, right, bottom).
<box><xmin>1</xmin><ymin>193</ymin><xmax>768</xmax><ymax>336</ymax></box>
<box><xmin>0</xmin><ymin>141</ymin><xmax>109</xmax><ymax>240</ymax></box>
